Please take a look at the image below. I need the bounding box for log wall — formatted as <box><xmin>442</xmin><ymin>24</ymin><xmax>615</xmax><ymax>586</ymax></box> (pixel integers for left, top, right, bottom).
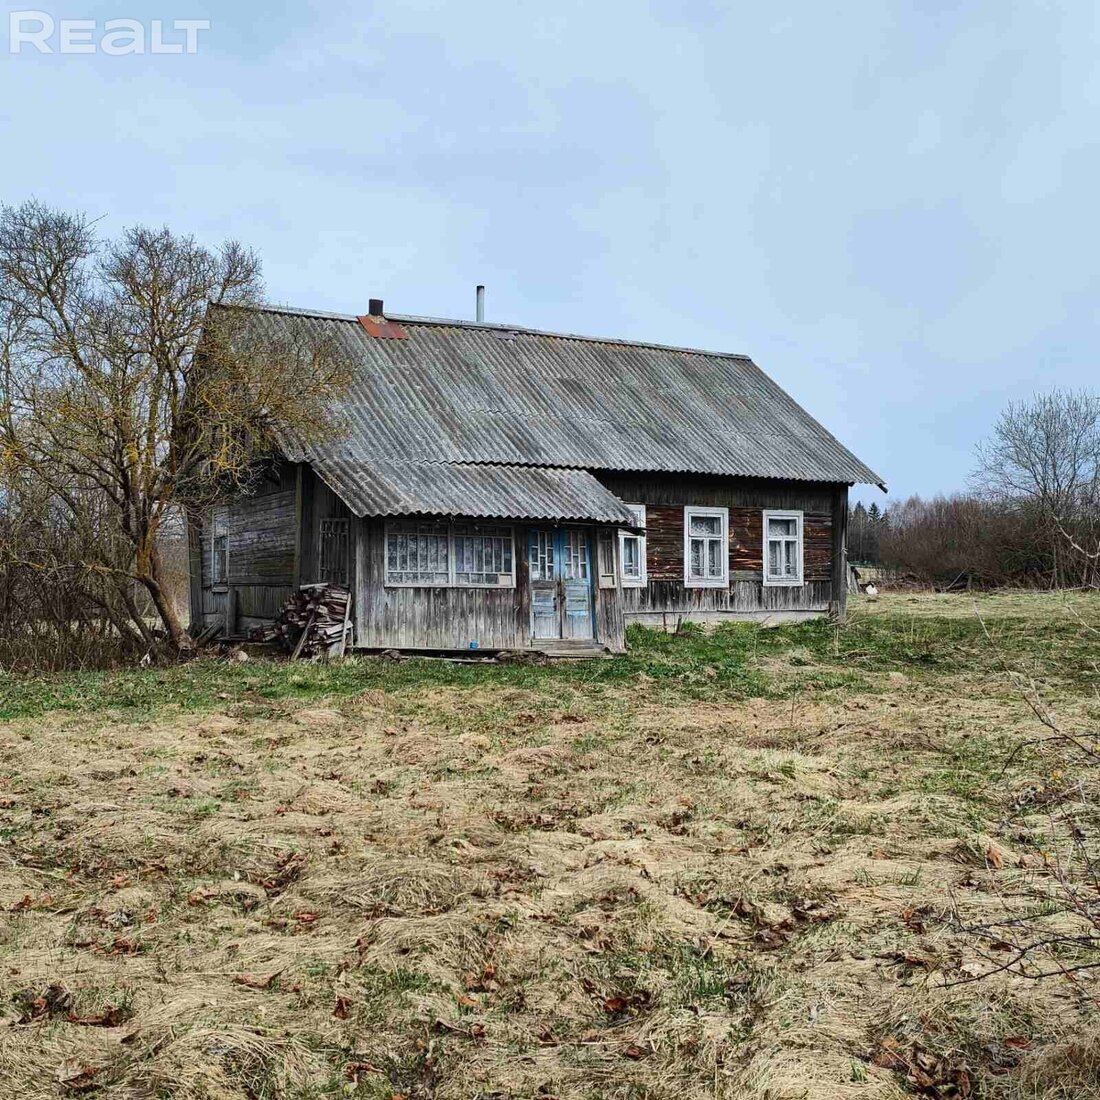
<box><xmin>596</xmin><ymin>472</ymin><xmax>847</xmax><ymax>623</ymax></box>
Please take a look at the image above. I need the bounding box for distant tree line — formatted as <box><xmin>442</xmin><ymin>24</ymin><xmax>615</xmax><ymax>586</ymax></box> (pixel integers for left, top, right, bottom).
<box><xmin>876</xmin><ymin>389</ymin><xmax>1100</xmax><ymax>589</ymax></box>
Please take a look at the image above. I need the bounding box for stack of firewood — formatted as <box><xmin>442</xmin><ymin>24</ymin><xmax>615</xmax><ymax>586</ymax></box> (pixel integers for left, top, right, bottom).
<box><xmin>250</xmin><ymin>583</ymin><xmax>352</xmax><ymax>659</ymax></box>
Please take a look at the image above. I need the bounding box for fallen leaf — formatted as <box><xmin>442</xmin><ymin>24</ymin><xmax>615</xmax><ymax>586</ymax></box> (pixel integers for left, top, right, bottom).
<box><xmin>343</xmin><ymin>1061</ymin><xmax>382</xmax><ymax>1082</ymax></box>
<box><xmin>462</xmin><ymin>963</ymin><xmax>499</xmax><ymax>992</ymax></box>
<box><xmin>432</xmin><ymin>1018</ymin><xmax>471</xmax><ymax>1036</ymax></box>
<box><xmin>117</xmin><ymin>1023</ymin><xmax>141</xmax><ymax>1044</ymax></box>
<box><xmin>899</xmin><ymin>905</ymin><xmax>931</xmax><ymax>933</ymax></box>
<box><xmin>20</xmin><ymin>983</ymin><xmax>72</xmax><ymax>1022</ymax></box>
<box><xmin>232</xmin><ymin>971</ymin><xmax>282</xmax><ymax>990</ymax></box>
<box><xmin>871</xmin><ymin>1049</ymin><xmax>907</xmax><ymax>1070</ymax></box>
<box><xmin>333</xmin><ymin>995</ymin><xmax>352</xmax><ymax>1020</ymax></box>
<box><xmin>66</xmin><ymin>1005</ymin><xmax>127</xmax><ymax>1027</ymax></box>
<box><xmin>55</xmin><ymin>1061</ymin><xmax>102</xmax><ymax>1093</ymax></box>
<box><xmin>986</xmin><ymin>846</ymin><xmax>1005</xmax><ymax>869</ymax></box>
<box><xmin>103</xmin><ymin>937</ymin><xmax>140</xmax><ymax>956</ymax></box>
<box><xmin>602</xmin><ymin>990</ymin><xmax>651</xmax><ymax>1017</ymax></box>
<box><xmin>1003</xmin><ymin>1036</ymin><xmax>1032</xmax><ymax>1049</ymax></box>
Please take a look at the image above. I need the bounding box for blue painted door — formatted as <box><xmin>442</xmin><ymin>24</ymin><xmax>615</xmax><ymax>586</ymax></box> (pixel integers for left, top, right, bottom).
<box><xmin>528</xmin><ymin>528</ymin><xmax>593</xmax><ymax>641</ymax></box>
<box><xmin>529</xmin><ymin>528</ymin><xmax>559</xmax><ymax>639</ymax></box>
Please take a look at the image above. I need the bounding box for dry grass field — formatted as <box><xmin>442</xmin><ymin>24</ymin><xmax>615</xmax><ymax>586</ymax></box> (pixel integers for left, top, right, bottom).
<box><xmin>2</xmin><ymin>592</ymin><xmax>1099</xmax><ymax>1099</ymax></box>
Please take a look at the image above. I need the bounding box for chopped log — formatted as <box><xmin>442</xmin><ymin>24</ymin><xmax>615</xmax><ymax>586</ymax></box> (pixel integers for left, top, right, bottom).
<box><xmin>290</xmin><ymin>607</ymin><xmax>319</xmax><ymax>660</ymax></box>
<box><xmin>339</xmin><ymin>586</ymin><xmax>354</xmax><ymax>657</ymax></box>
<box><xmin>255</xmin><ymin>583</ymin><xmax>353</xmax><ymax>660</ymax></box>
<box><xmin>193</xmin><ymin>619</ymin><xmax>224</xmax><ymax>646</ymax></box>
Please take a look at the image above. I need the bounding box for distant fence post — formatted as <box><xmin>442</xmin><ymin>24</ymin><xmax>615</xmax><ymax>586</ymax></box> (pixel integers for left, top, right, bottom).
<box><xmin>830</xmin><ymin>486</ymin><xmax>849</xmax><ymax>621</ymax></box>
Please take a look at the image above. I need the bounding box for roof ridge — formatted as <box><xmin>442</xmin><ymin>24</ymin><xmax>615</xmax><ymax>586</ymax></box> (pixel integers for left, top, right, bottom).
<box><xmin>215</xmin><ymin>300</ymin><xmax>755</xmax><ymax>361</ymax></box>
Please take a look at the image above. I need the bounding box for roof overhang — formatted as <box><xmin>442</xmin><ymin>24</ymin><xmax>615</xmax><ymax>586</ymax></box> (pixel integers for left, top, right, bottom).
<box><xmin>311</xmin><ymin>457</ymin><xmax>639</xmax><ymax>526</ymax></box>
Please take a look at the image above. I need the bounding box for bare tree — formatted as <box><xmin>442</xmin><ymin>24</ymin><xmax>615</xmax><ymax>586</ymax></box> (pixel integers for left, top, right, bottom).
<box><xmin>0</xmin><ymin>201</ymin><xmax>348</xmax><ymax>653</ymax></box>
<box><xmin>973</xmin><ymin>390</ymin><xmax>1100</xmax><ymax>587</ymax></box>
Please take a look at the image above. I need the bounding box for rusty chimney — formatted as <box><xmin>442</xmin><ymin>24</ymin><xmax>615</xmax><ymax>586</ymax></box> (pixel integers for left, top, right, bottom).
<box><xmin>475</xmin><ymin>285</ymin><xmax>485</xmax><ymax>323</ymax></box>
<box><xmin>368</xmin><ymin>298</ymin><xmax>384</xmax><ymax>317</ymax></box>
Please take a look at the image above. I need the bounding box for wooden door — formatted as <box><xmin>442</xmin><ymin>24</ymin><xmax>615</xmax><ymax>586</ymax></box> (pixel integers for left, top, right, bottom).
<box><xmin>528</xmin><ymin>528</ymin><xmax>560</xmax><ymax>639</ymax></box>
<box><xmin>560</xmin><ymin>528</ymin><xmax>593</xmax><ymax>639</ymax></box>
<box><xmin>527</xmin><ymin>528</ymin><xmax>593</xmax><ymax>641</ymax></box>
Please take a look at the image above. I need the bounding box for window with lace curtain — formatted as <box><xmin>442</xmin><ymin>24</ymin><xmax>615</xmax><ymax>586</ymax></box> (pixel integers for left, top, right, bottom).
<box><xmin>683</xmin><ymin>506</ymin><xmax>728</xmax><ymax>587</ymax></box>
<box><xmin>384</xmin><ymin>521</ymin><xmax>514</xmax><ymax>587</ymax></box>
<box><xmin>763</xmin><ymin>510</ymin><xmax>803</xmax><ymax>586</ymax></box>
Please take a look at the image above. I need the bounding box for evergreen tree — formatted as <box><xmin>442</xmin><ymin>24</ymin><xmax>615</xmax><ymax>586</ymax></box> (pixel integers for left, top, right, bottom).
<box><xmin>851</xmin><ymin>502</ymin><xmax>868</xmax><ymax>560</ymax></box>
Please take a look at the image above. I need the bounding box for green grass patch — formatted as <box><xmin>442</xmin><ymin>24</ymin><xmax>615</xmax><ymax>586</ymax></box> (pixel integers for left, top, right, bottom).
<box><xmin>2</xmin><ymin>595</ymin><xmax>1097</xmax><ymax>721</ymax></box>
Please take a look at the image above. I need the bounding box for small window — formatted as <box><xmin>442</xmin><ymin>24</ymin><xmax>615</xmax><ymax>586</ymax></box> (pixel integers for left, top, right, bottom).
<box><xmin>384</xmin><ymin>521</ymin><xmax>515</xmax><ymax>588</ymax></box>
<box><xmin>597</xmin><ymin>529</ymin><xmax>617</xmax><ymax>589</ymax></box>
<box><xmin>619</xmin><ymin>504</ymin><xmax>646</xmax><ymax>588</ymax></box>
<box><xmin>763</xmin><ymin>510</ymin><xmax>804</xmax><ymax>586</ymax></box>
<box><xmin>211</xmin><ymin>512</ymin><xmax>229</xmax><ymax>587</ymax></box>
<box><xmin>684</xmin><ymin>506</ymin><xmax>728</xmax><ymax>587</ymax></box>
<box><xmin>386</xmin><ymin>521</ymin><xmax>451</xmax><ymax>586</ymax></box>
<box><xmin>529</xmin><ymin>528</ymin><xmax>556</xmax><ymax>581</ymax></box>
<box><xmin>562</xmin><ymin>528</ymin><xmax>590</xmax><ymax>581</ymax></box>
<box><xmin>453</xmin><ymin>524</ymin><xmax>514</xmax><ymax>586</ymax></box>
<box><xmin>319</xmin><ymin>517</ymin><xmax>350</xmax><ymax>586</ymax></box>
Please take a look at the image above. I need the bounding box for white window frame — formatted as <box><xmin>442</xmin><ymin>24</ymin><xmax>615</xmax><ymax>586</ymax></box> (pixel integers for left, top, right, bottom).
<box><xmin>683</xmin><ymin>506</ymin><xmax>728</xmax><ymax>588</ymax></box>
<box><xmin>384</xmin><ymin>520</ymin><xmax>516</xmax><ymax>589</ymax></box>
<box><xmin>619</xmin><ymin>504</ymin><xmax>647</xmax><ymax>588</ymax></box>
<box><xmin>763</xmin><ymin>509</ymin><xmax>804</xmax><ymax>587</ymax></box>
<box><xmin>211</xmin><ymin>511</ymin><xmax>229</xmax><ymax>588</ymax></box>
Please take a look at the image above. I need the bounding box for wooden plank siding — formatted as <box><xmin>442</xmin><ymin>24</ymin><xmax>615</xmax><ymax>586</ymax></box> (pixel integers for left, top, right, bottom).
<box><xmin>596</xmin><ymin>472</ymin><xmax>846</xmax><ymax>623</ymax></box>
<box><xmin>353</xmin><ymin>518</ymin><xmax>626</xmax><ymax>653</ymax></box>
<box><xmin>227</xmin><ymin>487</ymin><xmax>297</xmax><ymax>585</ymax></box>
<box><xmin>195</xmin><ymin>461</ymin><xmax>300</xmax><ymax>633</ymax></box>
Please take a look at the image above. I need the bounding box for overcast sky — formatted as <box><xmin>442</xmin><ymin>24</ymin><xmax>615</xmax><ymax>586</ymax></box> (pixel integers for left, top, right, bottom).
<box><xmin>3</xmin><ymin>1</ymin><xmax>1097</xmax><ymax>503</ymax></box>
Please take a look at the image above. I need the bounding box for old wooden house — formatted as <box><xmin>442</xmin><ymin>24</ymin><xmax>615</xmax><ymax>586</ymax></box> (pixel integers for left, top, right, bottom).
<box><xmin>189</xmin><ymin>299</ymin><xmax>883</xmax><ymax>655</ymax></box>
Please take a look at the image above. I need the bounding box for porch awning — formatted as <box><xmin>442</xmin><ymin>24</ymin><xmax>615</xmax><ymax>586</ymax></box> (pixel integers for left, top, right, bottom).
<box><xmin>311</xmin><ymin>457</ymin><xmax>638</xmax><ymax>525</ymax></box>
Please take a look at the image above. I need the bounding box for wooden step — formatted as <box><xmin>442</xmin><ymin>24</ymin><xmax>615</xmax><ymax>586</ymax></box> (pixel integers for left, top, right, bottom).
<box><xmin>533</xmin><ymin>641</ymin><xmax>612</xmax><ymax>659</ymax></box>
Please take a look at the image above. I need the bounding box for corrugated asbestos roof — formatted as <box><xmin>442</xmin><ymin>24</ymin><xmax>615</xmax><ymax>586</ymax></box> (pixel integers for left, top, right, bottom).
<box><xmin>218</xmin><ymin>302</ymin><xmax>884</xmax><ymax>519</ymax></box>
<box><xmin>315</xmin><ymin>460</ymin><xmax>639</xmax><ymax>524</ymax></box>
